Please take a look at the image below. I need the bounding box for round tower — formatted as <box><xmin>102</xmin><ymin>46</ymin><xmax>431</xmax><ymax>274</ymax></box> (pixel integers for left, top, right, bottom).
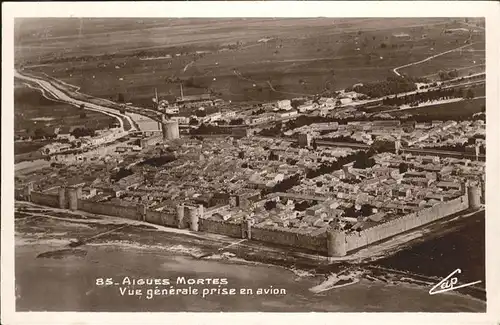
<box><xmin>197</xmin><ymin>204</ymin><xmax>204</xmax><ymax>219</ymax></box>
<box><xmin>187</xmin><ymin>207</ymin><xmax>199</xmax><ymax>232</ymax></box>
<box><xmin>137</xmin><ymin>203</ymin><xmax>147</xmax><ymax>221</ymax></box>
<box><xmin>24</xmin><ymin>182</ymin><xmax>34</xmax><ymax>202</ymax></box>
<box><xmin>241</xmin><ymin>218</ymin><xmax>252</xmax><ymax>239</ymax></box>
<box><xmin>176</xmin><ymin>204</ymin><xmax>185</xmax><ymax>228</ymax></box>
<box><xmin>67</xmin><ymin>187</ymin><xmax>78</xmax><ymax>211</ymax></box>
<box><xmin>58</xmin><ymin>186</ymin><xmax>67</xmax><ymax>209</ymax></box>
<box><xmin>165</xmin><ymin>121</ymin><xmax>180</xmax><ymax>140</ymax></box>
<box><xmin>327</xmin><ymin>230</ymin><xmax>347</xmax><ymax>257</ymax></box>
<box><xmin>467</xmin><ymin>185</ymin><xmax>481</xmax><ymax>210</ymax></box>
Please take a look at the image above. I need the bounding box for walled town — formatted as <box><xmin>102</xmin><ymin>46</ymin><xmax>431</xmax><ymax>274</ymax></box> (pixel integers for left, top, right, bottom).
<box><xmin>15</xmin><ymin>91</ymin><xmax>485</xmax><ymax>257</ymax></box>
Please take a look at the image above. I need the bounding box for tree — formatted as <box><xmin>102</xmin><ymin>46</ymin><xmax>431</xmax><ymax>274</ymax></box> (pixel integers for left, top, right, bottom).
<box><xmin>80</xmin><ymin>112</ymin><xmax>87</xmax><ymax>119</ymax></box>
<box><xmin>399</xmin><ymin>162</ymin><xmax>409</xmax><ymax>173</ymax></box>
<box><xmin>380</xmin><ymin>42</ymin><xmax>387</xmax><ymax>49</ymax></box>
<box><xmin>189</xmin><ymin>118</ymin><xmax>199</xmax><ymax>125</ymax></box>
<box><xmin>195</xmin><ymin>110</ymin><xmax>207</xmax><ymax>118</ymax></box>
<box><xmin>353</xmin><ymin>151</ymin><xmax>376</xmax><ymax>169</ymax></box>
<box><xmin>360</xmin><ymin>204</ymin><xmax>373</xmax><ymax>217</ymax></box>
<box><xmin>466</xmin><ymin>89</ymin><xmax>475</xmax><ymax>99</ymax></box>
<box><xmin>344</xmin><ymin>205</ymin><xmax>359</xmax><ymax>218</ymax></box>
<box><xmin>71</xmin><ymin>127</ymin><xmax>95</xmax><ymax>138</ymax></box>
<box><xmin>34</xmin><ymin>128</ymin><xmax>48</xmax><ymax>139</ymax></box>
<box><xmin>312</xmin><ymin>138</ymin><xmax>318</xmax><ymax>150</ymax></box>
<box><xmin>370</xmin><ymin>140</ymin><xmax>395</xmax><ymax>154</ymax></box>
<box><xmin>79</xmin><ymin>104</ymin><xmax>85</xmax><ymax>110</ymax></box>
<box><xmin>264</xmin><ymin>200</ymin><xmax>277</xmax><ymax>211</ymax></box>
<box><xmin>268</xmin><ymin>151</ymin><xmax>279</xmax><ymax>161</ymax></box>
<box><xmin>229</xmin><ymin>118</ymin><xmax>244</xmax><ymax>125</ymax></box>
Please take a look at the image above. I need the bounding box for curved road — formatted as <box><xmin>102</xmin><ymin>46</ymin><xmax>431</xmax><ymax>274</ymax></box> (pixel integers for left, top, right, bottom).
<box><xmin>15</xmin><ymin>70</ymin><xmax>136</xmax><ymax>132</ymax></box>
<box><xmin>393</xmin><ymin>42</ymin><xmax>477</xmax><ymax>77</ymax></box>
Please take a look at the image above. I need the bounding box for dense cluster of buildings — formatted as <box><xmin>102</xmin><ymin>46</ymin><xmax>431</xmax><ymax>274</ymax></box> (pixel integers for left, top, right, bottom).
<box><xmin>18</xmin><ymin>132</ymin><xmax>484</xmax><ymax>244</ymax></box>
<box><xmin>286</xmin><ymin>119</ymin><xmax>485</xmax><ymax>151</ymax></box>
<box><xmin>15</xmin><ymin>74</ymin><xmax>486</xmax><ymax>257</ymax></box>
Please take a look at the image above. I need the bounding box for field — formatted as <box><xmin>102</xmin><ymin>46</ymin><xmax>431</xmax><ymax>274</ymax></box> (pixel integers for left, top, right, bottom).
<box><xmin>15</xmin><ymin>18</ymin><xmax>485</xmax><ymax>105</ymax></box>
<box><xmin>14</xmin><ymin>81</ymin><xmax>117</xmax><ymax>137</ymax></box>
<box><xmin>14</xmin><ymin>80</ymin><xmax>118</xmax><ymax>161</ymax></box>
<box><xmin>398</xmin><ymin>40</ymin><xmax>485</xmax><ymax>80</ymax></box>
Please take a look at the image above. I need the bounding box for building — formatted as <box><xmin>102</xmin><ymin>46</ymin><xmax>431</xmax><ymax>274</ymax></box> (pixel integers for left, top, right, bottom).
<box><xmin>162</xmin><ymin>120</ymin><xmax>180</xmax><ymax>140</ymax></box>
<box><xmin>232</xmin><ymin>127</ymin><xmax>251</xmax><ymax>138</ymax></box>
<box><xmin>373</xmin><ymin>120</ymin><xmax>401</xmax><ymax>127</ymax></box>
<box><xmin>175</xmin><ymin>85</ymin><xmax>214</xmax><ymax>108</ymax></box>
<box><xmin>170</xmin><ymin>116</ymin><xmax>189</xmax><ymax>124</ymax></box>
<box><xmin>298</xmin><ymin>133</ymin><xmax>312</xmax><ymax>148</ymax></box>
<box><xmin>279</xmin><ymin>110</ymin><xmax>298</xmax><ymax>119</ymax></box>
<box><xmin>277</xmin><ymin>99</ymin><xmax>292</xmax><ymax>111</ymax></box>
<box><xmin>248</xmin><ymin>113</ymin><xmax>275</xmax><ymax>125</ymax></box>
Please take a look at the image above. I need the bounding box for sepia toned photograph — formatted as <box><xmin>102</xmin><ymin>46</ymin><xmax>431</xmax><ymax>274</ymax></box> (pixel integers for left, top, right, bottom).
<box><xmin>2</xmin><ymin>2</ymin><xmax>499</xmax><ymax>323</ymax></box>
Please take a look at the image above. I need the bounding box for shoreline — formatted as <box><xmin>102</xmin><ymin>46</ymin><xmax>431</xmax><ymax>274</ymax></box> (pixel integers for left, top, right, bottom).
<box><xmin>14</xmin><ymin>201</ymin><xmax>486</xmax><ymax>304</ymax></box>
<box><xmin>14</xmin><ymin>237</ymin><xmax>486</xmax><ymax>312</ymax></box>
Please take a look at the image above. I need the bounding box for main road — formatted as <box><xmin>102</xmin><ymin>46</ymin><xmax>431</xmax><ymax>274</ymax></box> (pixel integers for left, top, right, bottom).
<box><xmin>15</xmin><ymin>70</ymin><xmax>137</xmax><ymax>132</ymax></box>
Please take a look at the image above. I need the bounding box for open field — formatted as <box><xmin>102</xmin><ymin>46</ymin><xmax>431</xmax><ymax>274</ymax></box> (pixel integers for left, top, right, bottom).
<box><xmin>14</xmin><ymin>81</ymin><xmax>117</xmax><ymax>139</ymax></box>
<box><xmin>399</xmin><ymin>41</ymin><xmax>485</xmax><ymax>79</ymax></box>
<box><xmin>16</xmin><ymin>18</ymin><xmax>484</xmax><ymax>104</ymax></box>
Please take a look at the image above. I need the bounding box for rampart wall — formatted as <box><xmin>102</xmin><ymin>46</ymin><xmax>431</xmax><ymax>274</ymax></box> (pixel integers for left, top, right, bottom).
<box><xmin>251</xmin><ymin>225</ymin><xmax>328</xmax><ymax>253</ymax></box>
<box><xmin>18</xmin><ymin>186</ymin><xmax>473</xmax><ymax>258</ymax></box>
<box><xmin>145</xmin><ymin>209</ymin><xmax>178</xmax><ymax>227</ymax></box>
<box><xmin>30</xmin><ymin>191</ymin><xmax>59</xmax><ymax>208</ymax></box>
<box><xmin>15</xmin><ymin>189</ymin><xmax>25</xmax><ymax>201</ymax></box>
<box><xmin>199</xmin><ymin>218</ymin><xmax>242</xmax><ymax>238</ymax></box>
<box><xmin>78</xmin><ymin>199</ymin><xmax>139</xmax><ymax>220</ymax></box>
<box><xmin>345</xmin><ymin>195</ymin><xmax>468</xmax><ymax>252</ymax></box>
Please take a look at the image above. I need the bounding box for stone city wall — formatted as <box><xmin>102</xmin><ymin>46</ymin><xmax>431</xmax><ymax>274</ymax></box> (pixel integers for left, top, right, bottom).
<box><xmin>145</xmin><ymin>209</ymin><xmax>178</xmax><ymax>227</ymax></box>
<box><xmin>30</xmin><ymin>191</ymin><xmax>60</xmax><ymax>208</ymax></box>
<box><xmin>345</xmin><ymin>195</ymin><xmax>468</xmax><ymax>252</ymax></box>
<box><xmin>251</xmin><ymin>225</ymin><xmax>328</xmax><ymax>253</ymax></box>
<box><xmin>18</xmin><ymin>184</ymin><xmax>474</xmax><ymax>258</ymax></box>
<box><xmin>77</xmin><ymin>199</ymin><xmax>139</xmax><ymax>220</ymax></box>
<box><xmin>15</xmin><ymin>189</ymin><xmax>25</xmax><ymax>201</ymax></box>
<box><xmin>198</xmin><ymin>218</ymin><xmax>242</xmax><ymax>238</ymax></box>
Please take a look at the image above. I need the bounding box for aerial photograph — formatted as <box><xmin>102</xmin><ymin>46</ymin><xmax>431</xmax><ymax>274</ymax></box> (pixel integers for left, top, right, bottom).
<box><xmin>13</xmin><ymin>17</ymin><xmax>486</xmax><ymax>312</ymax></box>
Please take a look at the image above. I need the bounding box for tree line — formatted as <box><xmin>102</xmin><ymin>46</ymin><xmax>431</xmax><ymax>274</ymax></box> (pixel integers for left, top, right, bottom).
<box><xmin>382</xmin><ymin>87</ymin><xmax>476</xmax><ymax>107</ymax></box>
<box><xmin>346</xmin><ymin>76</ymin><xmax>429</xmax><ymax>98</ymax></box>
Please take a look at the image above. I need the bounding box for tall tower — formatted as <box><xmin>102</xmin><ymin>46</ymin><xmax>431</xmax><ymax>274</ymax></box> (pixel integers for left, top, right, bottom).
<box><xmin>180</xmin><ymin>83</ymin><xmax>184</xmax><ymax>100</ymax></box>
<box><xmin>475</xmin><ymin>141</ymin><xmax>480</xmax><ymax>161</ymax></box>
<box><xmin>467</xmin><ymin>183</ymin><xmax>481</xmax><ymax>210</ymax></box>
<box><xmin>327</xmin><ymin>229</ymin><xmax>347</xmax><ymax>257</ymax></box>
<box><xmin>395</xmin><ymin>136</ymin><xmax>402</xmax><ymax>156</ymax></box>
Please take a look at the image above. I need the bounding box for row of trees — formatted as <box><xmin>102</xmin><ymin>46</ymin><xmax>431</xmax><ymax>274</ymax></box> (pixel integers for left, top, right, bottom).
<box><xmin>139</xmin><ymin>155</ymin><xmax>176</xmax><ymax>167</ymax></box>
<box><xmin>305</xmin><ymin>152</ymin><xmax>358</xmax><ymax>179</ymax></box>
<box><xmin>381</xmin><ymin>87</ymin><xmax>476</xmax><ymax>107</ymax></box>
<box><xmin>190</xmin><ymin>123</ymin><xmax>231</xmax><ymax>135</ymax></box>
<box><xmin>24</xmin><ymin>46</ymin><xmax>214</xmax><ymax>66</ymax></box>
<box><xmin>71</xmin><ymin>127</ymin><xmax>96</xmax><ymax>138</ymax></box>
<box><xmin>261</xmin><ymin>173</ymin><xmax>303</xmax><ymax>197</ymax></box>
<box><xmin>438</xmin><ymin>69</ymin><xmax>459</xmax><ymax>81</ymax></box>
<box><xmin>346</xmin><ymin>76</ymin><xmax>429</xmax><ymax>98</ymax></box>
